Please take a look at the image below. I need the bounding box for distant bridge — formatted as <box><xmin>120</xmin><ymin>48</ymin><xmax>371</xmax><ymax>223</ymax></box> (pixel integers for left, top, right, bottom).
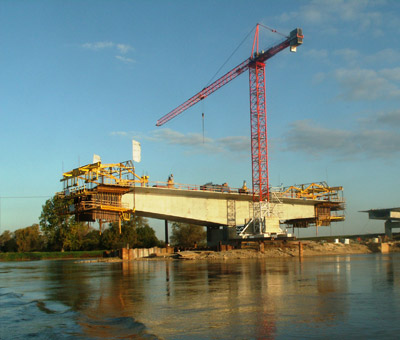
<box><xmin>362</xmin><ymin>208</ymin><xmax>400</xmax><ymax>238</ymax></box>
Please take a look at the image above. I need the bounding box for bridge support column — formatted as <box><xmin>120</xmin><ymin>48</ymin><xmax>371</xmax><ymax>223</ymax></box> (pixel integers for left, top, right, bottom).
<box><xmin>385</xmin><ymin>220</ymin><xmax>400</xmax><ymax>239</ymax></box>
<box><xmin>165</xmin><ymin>220</ymin><xmax>169</xmax><ymax>246</ymax></box>
<box><xmin>207</xmin><ymin>227</ymin><xmax>224</xmax><ymax>248</ymax></box>
<box><xmin>207</xmin><ymin>226</ymin><xmax>238</xmax><ymax>247</ymax></box>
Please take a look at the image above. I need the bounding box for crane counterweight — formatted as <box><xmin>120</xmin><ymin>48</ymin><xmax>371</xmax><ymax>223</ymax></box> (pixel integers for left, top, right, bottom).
<box><xmin>289</xmin><ymin>28</ymin><xmax>303</xmax><ymax>52</ymax></box>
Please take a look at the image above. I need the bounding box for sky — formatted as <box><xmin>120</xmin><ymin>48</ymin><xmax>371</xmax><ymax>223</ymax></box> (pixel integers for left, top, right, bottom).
<box><xmin>1</xmin><ymin>0</ymin><xmax>400</xmax><ymax>239</ymax></box>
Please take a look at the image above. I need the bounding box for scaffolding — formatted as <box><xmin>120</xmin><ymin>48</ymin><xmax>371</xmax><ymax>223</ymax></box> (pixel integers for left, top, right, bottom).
<box><xmin>278</xmin><ymin>182</ymin><xmax>345</xmax><ymax>232</ymax></box>
<box><xmin>280</xmin><ymin>182</ymin><xmax>343</xmax><ymax>201</ymax></box>
<box><xmin>58</xmin><ymin>160</ymin><xmax>148</xmax><ymax>233</ymax></box>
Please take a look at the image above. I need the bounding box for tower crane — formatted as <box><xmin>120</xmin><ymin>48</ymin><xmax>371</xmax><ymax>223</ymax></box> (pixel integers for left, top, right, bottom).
<box><xmin>156</xmin><ymin>24</ymin><xmax>303</xmax><ymax>232</ymax></box>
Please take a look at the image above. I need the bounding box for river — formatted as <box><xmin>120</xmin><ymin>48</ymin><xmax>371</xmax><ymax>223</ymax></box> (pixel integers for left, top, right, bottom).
<box><xmin>1</xmin><ymin>254</ymin><xmax>400</xmax><ymax>339</ymax></box>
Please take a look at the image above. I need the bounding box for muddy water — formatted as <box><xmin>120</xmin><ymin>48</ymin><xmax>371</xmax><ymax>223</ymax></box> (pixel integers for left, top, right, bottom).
<box><xmin>1</xmin><ymin>254</ymin><xmax>400</xmax><ymax>339</ymax></box>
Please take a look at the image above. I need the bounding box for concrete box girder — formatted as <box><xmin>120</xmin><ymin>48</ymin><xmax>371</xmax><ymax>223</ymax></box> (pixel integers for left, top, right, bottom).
<box><xmin>122</xmin><ymin>187</ymin><xmax>330</xmax><ymax>227</ymax></box>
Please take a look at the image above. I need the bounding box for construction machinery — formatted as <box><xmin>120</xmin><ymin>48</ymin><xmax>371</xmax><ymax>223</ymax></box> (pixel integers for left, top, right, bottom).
<box><xmin>156</xmin><ymin>24</ymin><xmax>303</xmax><ymax>233</ymax></box>
<box><xmin>58</xmin><ymin>161</ymin><xmax>148</xmax><ymax>233</ymax></box>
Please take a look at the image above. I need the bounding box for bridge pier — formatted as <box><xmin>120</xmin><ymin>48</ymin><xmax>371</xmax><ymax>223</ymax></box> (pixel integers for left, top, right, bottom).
<box><xmin>363</xmin><ymin>208</ymin><xmax>400</xmax><ymax>239</ymax></box>
<box><xmin>165</xmin><ymin>220</ymin><xmax>169</xmax><ymax>246</ymax></box>
<box><xmin>385</xmin><ymin>220</ymin><xmax>400</xmax><ymax>239</ymax></box>
<box><xmin>207</xmin><ymin>227</ymin><xmax>223</xmax><ymax>248</ymax></box>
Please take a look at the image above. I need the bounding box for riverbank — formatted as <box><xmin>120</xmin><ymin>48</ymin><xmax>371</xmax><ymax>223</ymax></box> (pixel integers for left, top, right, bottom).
<box><xmin>0</xmin><ymin>250</ymin><xmax>104</xmax><ymax>261</ymax></box>
<box><xmin>2</xmin><ymin>240</ymin><xmax>400</xmax><ymax>262</ymax></box>
<box><xmin>172</xmin><ymin>240</ymin><xmax>400</xmax><ymax>260</ymax></box>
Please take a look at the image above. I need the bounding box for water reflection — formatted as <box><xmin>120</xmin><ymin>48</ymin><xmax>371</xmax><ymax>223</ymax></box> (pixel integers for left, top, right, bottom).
<box><xmin>42</xmin><ymin>258</ymin><xmax>351</xmax><ymax>339</ymax></box>
<box><xmin>2</xmin><ymin>254</ymin><xmax>400</xmax><ymax>339</ymax></box>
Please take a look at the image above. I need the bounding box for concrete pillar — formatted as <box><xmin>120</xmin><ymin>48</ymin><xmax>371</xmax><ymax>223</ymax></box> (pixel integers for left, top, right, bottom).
<box><xmin>165</xmin><ymin>220</ymin><xmax>169</xmax><ymax>245</ymax></box>
<box><xmin>385</xmin><ymin>220</ymin><xmax>392</xmax><ymax>238</ymax></box>
<box><xmin>384</xmin><ymin>220</ymin><xmax>400</xmax><ymax>239</ymax></box>
<box><xmin>207</xmin><ymin>227</ymin><xmax>224</xmax><ymax>248</ymax></box>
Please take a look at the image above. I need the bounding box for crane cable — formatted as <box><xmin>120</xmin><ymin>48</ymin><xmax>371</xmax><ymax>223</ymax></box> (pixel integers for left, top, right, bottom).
<box><xmin>206</xmin><ymin>24</ymin><xmax>288</xmax><ymax>87</ymax></box>
<box><xmin>206</xmin><ymin>25</ymin><xmax>256</xmax><ymax>86</ymax></box>
<box><xmin>258</xmin><ymin>23</ymin><xmax>289</xmax><ymax>38</ymax></box>
<box><xmin>202</xmin><ymin>24</ymin><xmax>287</xmax><ymax>144</ymax></box>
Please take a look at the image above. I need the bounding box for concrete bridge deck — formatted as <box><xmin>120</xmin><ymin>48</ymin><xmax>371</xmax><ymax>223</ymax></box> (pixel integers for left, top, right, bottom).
<box><xmin>122</xmin><ymin>186</ymin><xmax>343</xmax><ymax>230</ymax></box>
<box><xmin>60</xmin><ymin>162</ymin><xmax>345</xmax><ymax>240</ymax></box>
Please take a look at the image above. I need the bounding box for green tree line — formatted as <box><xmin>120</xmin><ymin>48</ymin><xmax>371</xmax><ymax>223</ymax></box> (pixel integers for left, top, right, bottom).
<box><xmin>0</xmin><ymin>195</ymin><xmax>207</xmax><ymax>253</ymax></box>
<box><xmin>0</xmin><ymin>196</ymin><xmax>162</xmax><ymax>252</ymax></box>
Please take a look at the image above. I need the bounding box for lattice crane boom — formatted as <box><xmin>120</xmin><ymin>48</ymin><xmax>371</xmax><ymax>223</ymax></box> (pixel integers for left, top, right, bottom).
<box><xmin>156</xmin><ymin>28</ymin><xmax>302</xmax><ymax>127</ymax></box>
<box><xmin>156</xmin><ymin>25</ymin><xmax>303</xmax><ymax>204</ymax></box>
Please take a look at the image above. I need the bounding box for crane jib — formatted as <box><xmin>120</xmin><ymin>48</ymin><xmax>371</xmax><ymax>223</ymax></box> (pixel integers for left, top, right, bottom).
<box><xmin>156</xmin><ymin>58</ymin><xmax>250</xmax><ymax>126</ymax></box>
<box><xmin>156</xmin><ymin>28</ymin><xmax>302</xmax><ymax>127</ymax></box>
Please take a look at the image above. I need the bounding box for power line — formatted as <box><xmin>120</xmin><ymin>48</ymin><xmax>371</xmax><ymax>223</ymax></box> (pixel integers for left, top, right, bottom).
<box><xmin>0</xmin><ymin>196</ymin><xmax>51</xmax><ymax>199</ymax></box>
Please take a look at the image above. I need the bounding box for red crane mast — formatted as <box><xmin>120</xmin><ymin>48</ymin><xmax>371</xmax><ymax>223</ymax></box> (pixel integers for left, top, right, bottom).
<box><xmin>156</xmin><ymin>25</ymin><xmax>303</xmax><ymax>205</ymax></box>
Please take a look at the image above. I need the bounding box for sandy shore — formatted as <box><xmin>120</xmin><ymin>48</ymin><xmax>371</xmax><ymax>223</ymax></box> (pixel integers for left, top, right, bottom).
<box><xmin>76</xmin><ymin>240</ymin><xmax>400</xmax><ymax>263</ymax></box>
<box><xmin>174</xmin><ymin>240</ymin><xmax>400</xmax><ymax>260</ymax></box>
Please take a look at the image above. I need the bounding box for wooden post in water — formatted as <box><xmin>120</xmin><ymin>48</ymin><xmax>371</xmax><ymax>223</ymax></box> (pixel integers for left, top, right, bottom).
<box><xmin>298</xmin><ymin>242</ymin><xmax>303</xmax><ymax>257</ymax></box>
<box><xmin>259</xmin><ymin>241</ymin><xmax>265</xmax><ymax>253</ymax></box>
<box><xmin>381</xmin><ymin>243</ymin><xmax>389</xmax><ymax>254</ymax></box>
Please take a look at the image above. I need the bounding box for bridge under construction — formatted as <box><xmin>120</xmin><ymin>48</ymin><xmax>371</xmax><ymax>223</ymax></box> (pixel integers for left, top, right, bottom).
<box><xmin>58</xmin><ymin>161</ymin><xmax>345</xmax><ymax>245</ymax></box>
<box><xmin>57</xmin><ymin>24</ymin><xmax>319</xmax><ymax>245</ymax></box>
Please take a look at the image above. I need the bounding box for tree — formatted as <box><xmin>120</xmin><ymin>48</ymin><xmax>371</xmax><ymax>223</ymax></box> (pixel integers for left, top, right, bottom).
<box><xmin>62</xmin><ymin>222</ymin><xmax>93</xmax><ymax>251</ymax></box>
<box><xmin>170</xmin><ymin>222</ymin><xmax>206</xmax><ymax>248</ymax></box>
<box><xmin>14</xmin><ymin>224</ymin><xmax>44</xmax><ymax>252</ymax></box>
<box><xmin>100</xmin><ymin>216</ymin><xmax>160</xmax><ymax>250</ymax></box>
<box><xmin>136</xmin><ymin>224</ymin><xmax>159</xmax><ymax>248</ymax></box>
<box><xmin>0</xmin><ymin>230</ymin><xmax>17</xmax><ymax>252</ymax></box>
<box><xmin>39</xmin><ymin>195</ymin><xmax>75</xmax><ymax>251</ymax></box>
<box><xmin>82</xmin><ymin>229</ymin><xmax>101</xmax><ymax>250</ymax></box>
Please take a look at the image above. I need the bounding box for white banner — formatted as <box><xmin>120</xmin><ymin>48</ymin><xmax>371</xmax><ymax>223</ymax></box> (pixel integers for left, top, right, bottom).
<box><xmin>132</xmin><ymin>139</ymin><xmax>141</xmax><ymax>163</ymax></box>
<box><xmin>93</xmin><ymin>154</ymin><xmax>101</xmax><ymax>163</ymax></box>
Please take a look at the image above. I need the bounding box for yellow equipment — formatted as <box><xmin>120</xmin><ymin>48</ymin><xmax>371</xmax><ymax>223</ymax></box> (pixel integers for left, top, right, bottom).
<box><xmin>59</xmin><ymin>160</ymin><xmax>148</xmax><ymax>233</ymax></box>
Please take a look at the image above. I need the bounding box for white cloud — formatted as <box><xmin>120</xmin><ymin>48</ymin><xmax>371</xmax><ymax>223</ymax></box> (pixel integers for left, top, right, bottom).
<box><xmin>82</xmin><ymin>41</ymin><xmax>114</xmax><ymax>50</ymax></box>
<box><xmin>150</xmin><ymin>128</ymin><xmax>211</xmax><ymax>147</ymax></box>
<box><xmin>82</xmin><ymin>41</ymin><xmax>135</xmax><ymax>64</ymax></box>
<box><xmin>218</xmin><ymin>136</ymin><xmax>249</xmax><ymax>152</ymax></box>
<box><xmin>380</xmin><ymin>67</ymin><xmax>400</xmax><ymax>82</ymax></box>
<box><xmin>116</xmin><ymin>44</ymin><xmax>133</xmax><ymax>54</ymax></box>
<box><xmin>279</xmin><ymin>0</ymin><xmax>384</xmax><ymax>36</ymax></box>
<box><xmin>333</xmin><ymin>49</ymin><xmax>359</xmax><ymax>64</ymax></box>
<box><xmin>333</xmin><ymin>48</ymin><xmax>400</xmax><ymax>68</ymax></box>
<box><xmin>373</xmin><ymin>109</ymin><xmax>400</xmax><ymax>127</ymax></box>
<box><xmin>115</xmin><ymin>128</ymin><xmax>250</xmax><ymax>154</ymax></box>
<box><xmin>283</xmin><ymin>118</ymin><xmax>400</xmax><ymax>159</ymax></box>
<box><xmin>115</xmin><ymin>55</ymin><xmax>135</xmax><ymax>64</ymax></box>
<box><xmin>305</xmin><ymin>49</ymin><xmax>328</xmax><ymax>60</ymax></box>
<box><xmin>284</xmin><ymin>120</ymin><xmax>352</xmax><ymax>157</ymax></box>
<box><xmin>110</xmin><ymin>131</ymin><xmax>129</xmax><ymax>136</ymax></box>
<box><xmin>334</xmin><ymin>67</ymin><xmax>400</xmax><ymax>101</ymax></box>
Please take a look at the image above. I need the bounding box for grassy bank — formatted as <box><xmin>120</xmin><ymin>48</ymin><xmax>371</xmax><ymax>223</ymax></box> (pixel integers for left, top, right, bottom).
<box><xmin>0</xmin><ymin>250</ymin><xmax>105</xmax><ymax>261</ymax></box>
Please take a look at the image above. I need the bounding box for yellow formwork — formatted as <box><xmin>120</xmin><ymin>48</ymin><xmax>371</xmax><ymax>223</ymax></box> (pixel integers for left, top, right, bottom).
<box><xmin>59</xmin><ymin>160</ymin><xmax>148</xmax><ymax>233</ymax></box>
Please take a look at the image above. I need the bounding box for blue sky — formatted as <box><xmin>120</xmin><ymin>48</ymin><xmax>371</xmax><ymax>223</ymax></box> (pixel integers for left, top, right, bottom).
<box><xmin>1</xmin><ymin>0</ymin><xmax>400</xmax><ymax>239</ymax></box>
